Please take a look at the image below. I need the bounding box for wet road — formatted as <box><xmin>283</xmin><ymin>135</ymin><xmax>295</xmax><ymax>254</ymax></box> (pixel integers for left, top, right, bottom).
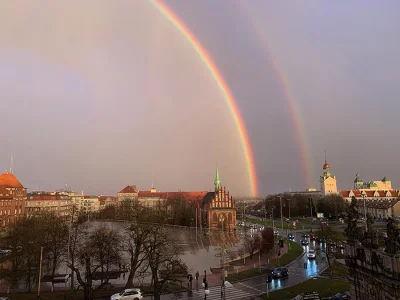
<box><xmin>150</xmin><ymin>232</ymin><xmax>328</xmax><ymax>300</ymax></box>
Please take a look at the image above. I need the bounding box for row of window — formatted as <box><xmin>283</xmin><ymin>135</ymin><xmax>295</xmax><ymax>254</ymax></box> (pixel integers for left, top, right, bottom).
<box><xmin>0</xmin><ymin>209</ymin><xmax>22</xmax><ymax>215</ymax></box>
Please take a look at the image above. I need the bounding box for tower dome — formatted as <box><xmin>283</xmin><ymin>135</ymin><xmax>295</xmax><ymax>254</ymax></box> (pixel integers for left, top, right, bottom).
<box><xmin>0</xmin><ymin>172</ymin><xmax>24</xmax><ymax>188</ymax></box>
<box><xmin>323</xmin><ymin>162</ymin><xmax>330</xmax><ymax>170</ymax></box>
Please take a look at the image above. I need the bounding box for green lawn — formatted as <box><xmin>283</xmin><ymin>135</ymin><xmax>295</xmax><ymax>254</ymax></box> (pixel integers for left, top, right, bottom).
<box><xmin>229</xmin><ymin>240</ymin><xmax>304</xmax><ymax>282</ymax></box>
<box><xmin>330</xmin><ymin>262</ymin><xmax>348</xmax><ymax>277</ymax></box>
<box><xmin>272</xmin><ymin>239</ymin><xmax>304</xmax><ymax>267</ymax></box>
<box><xmin>260</xmin><ymin>278</ymin><xmax>350</xmax><ymax>300</ymax></box>
<box><xmin>228</xmin><ymin>267</ymin><xmax>270</xmax><ymax>282</ymax></box>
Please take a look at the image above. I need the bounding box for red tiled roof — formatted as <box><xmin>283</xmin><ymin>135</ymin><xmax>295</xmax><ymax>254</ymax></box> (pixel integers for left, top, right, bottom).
<box><xmin>137</xmin><ymin>191</ymin><xmax>210</xmax><ymax>206</ymax></box>
<box><xmin>0</xmin><ymin>173</ymin><xmax>24</xmax><ymax>188</ymax></box>
<box><xmin>119</xmin><ymin>186</ymin><xmax>138</xmax><ymax>194</ymax></box>
<box><xmin>138</xmin><ymin>191</ymin><xmax>167</xmax><ymax>198</ymax></box>
<box><xmin>340</xmin><ymin>190</ymin><xmax>350</xmax><ymax>197</ymax></box>
<box><xmin>341</xmin><ymin>189</ymin><xmax>400</xmax><ymax>198</ymax></box>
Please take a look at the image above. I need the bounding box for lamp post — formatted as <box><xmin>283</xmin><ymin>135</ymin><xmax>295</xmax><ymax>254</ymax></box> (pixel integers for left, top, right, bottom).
<box><xmin>202</xmin><ymin>270</ymin><xmax>210</xmax><ymax>300</ymax></box>
<box><xmin>309</xmin><ymin>198</ymin><xmax>313</xmax><ymax>220</ymax></box>
<box><xmin>362</xmin><ymin>194</ymin><xmax>367</xmax><ymax>220</ymax></box>
<box><xmin>37</xmin><ymin>246</ymin><xmax>43</xmax><ymax>300</ymax></box>
<box><xmin>280</xmin><ymin>196</ymin><xmax>283</xmax><ymax>231</ymax></box>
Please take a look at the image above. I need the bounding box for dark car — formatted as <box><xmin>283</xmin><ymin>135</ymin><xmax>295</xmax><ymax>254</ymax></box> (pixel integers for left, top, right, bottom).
<box><xmin>288</xmin><ymin>233</ymin><xmax>295</xmax><ymax>240</ymax></box>
<box><xmin>301</xmin><ymin>239</ymin><xmax>309</xmax><ymax>246</ymax></box>
<box><xmin>329</xmin><ymin>292</ymin><xmax>350</xmax><ymax>299</ymax></box>
<box><xmin>271</xmin><ymin>267</ymin><xmax>288</xmax><ymax>279</ymax></box>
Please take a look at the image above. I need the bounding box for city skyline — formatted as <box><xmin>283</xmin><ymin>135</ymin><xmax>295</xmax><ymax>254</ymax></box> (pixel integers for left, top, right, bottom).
<box><xmin>1</xmin><ymin>1</ymin><xmax>400</xmax><ymax>196</ymax></box>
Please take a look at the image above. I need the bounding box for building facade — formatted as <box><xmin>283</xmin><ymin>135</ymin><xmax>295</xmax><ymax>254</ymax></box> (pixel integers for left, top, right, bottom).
<box><xmin>203</xmin><ymin>169</ymin><xmax>236</xmax><ymax>230</ymax></box>
<box><xmin>0</xmin><ymin>172</ymin><xmax>26</xmax><ymax>226</ymax></box>
<box><xmin>25</xmin><ymin>192</ymin><xmax>73</xmax><ymax>219</ymax></box>
<box><xmin>319</xmin><ymin>158</ymin><xmax>338</xmax><ymax>196</ymax></box>
<box><xmin>117</xmin><ymin>185</ymin><xmax>138</xmax><ymax>203</ymax></box>
<box><xmin>82</xmin><ymin>196</ymin><xmax>100</xmax><ymax>213</ymax></box>
<box><xmin>98</xmin><ymin>196</ymin><xmax>117</xmax><ymax>210</ymax></box>
<box><xmin>345</xmin><ymin>238</ymin><xmax>400</xmax><ymax>299</ymax></box>
<box><xmin>354</xmin><ymin>173</ymin><xmax>392</xmax><ymax>190</ymax></box>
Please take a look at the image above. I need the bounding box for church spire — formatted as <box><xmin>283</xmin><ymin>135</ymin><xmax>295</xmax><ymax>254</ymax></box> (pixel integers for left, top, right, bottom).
<box><xmin>214</xmin><ymin>167</ymin><xmax>221</xmax><ymax>192</ymax></box>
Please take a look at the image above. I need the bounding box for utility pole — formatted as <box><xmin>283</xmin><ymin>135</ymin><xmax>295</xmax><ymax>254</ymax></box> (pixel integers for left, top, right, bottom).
<box><xmin>196</xmin><ymin>206</ymin><xmax>198</xmax><ymax>235</ymax></box>
<box><xmin>280</xmin><ymin>196</ymin><xmax>283</xmax><ymax>231</ymax></box>
<box><xmin>38</xmin><ymin>247</ymin><xmax>43</xmax><ymax>299</ymax></box>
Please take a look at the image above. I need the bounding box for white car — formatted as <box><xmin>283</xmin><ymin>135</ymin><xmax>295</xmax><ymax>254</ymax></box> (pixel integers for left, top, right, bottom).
<box><xmin>110</xmin><ymin>288</ymin><xmax>143</xmax><ymax>300</ymax></box>
<box><xmin>307</xmin><ymin>249</ymin><xmax>316</xmax><ymax>259</ymax></box>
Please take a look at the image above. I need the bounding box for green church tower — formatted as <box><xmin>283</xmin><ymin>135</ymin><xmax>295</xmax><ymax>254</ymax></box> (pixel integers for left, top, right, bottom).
<box><xmin>214</xmin><ymin>168</ymin><xmax>221</xmax><ymax>192</ymax></box>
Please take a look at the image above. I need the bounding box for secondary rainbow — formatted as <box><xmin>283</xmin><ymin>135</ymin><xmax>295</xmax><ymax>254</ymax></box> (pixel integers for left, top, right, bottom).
<box><xmin>237</xmin><ymin>1</ymin><xmax>313</xmax><ymax>189</ymax></box>
<box><xmin>149</xmin><ymin>0</ymin><xmax>258</xmax><ymax>197</ymax></box>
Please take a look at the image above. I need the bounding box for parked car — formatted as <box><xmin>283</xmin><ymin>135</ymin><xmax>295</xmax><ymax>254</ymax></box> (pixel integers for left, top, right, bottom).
<box><xmin>294</xmin><ymin>292</ymin><xmax>321</xmax><ymax>299</ymax></box>
<box><xmin>301</xmin><ymin>239</ymin><xmax>309</xmax><ymax>246</ymax></box>
<box><xmin>329</xmin><ymin>291</ymin><xmax>351</xmax><ymax>299</ymax></box>
<box><xmin>288</xmin><ymin>233</ymin><xmax>295</xmax><ymax>240</ymax></box>
<box><xmin>110</xmin><ymin>288</ymin><xmax>143</xmax><ymax>300</ymax></box>
<box><xmin>307</xmin><ymin>249</ymin><xmax>316</xmax><ymax>259</ymax></box>
<box><xmin>271</xmin><ymin>267</ymin><xmax>289</xmax><ymax>279</ymax></box>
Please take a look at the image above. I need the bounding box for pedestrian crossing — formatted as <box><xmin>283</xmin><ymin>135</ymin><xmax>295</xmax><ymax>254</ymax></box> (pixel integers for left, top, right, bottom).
<box><xmin>191</xmin><ymin>284</ymin><xmax>258</xmax><ymax>300</ymax></box>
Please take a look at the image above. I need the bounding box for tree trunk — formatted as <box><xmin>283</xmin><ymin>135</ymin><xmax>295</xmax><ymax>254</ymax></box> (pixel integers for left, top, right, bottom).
<box><xmin>51</xmin><ymin>254</ymin><xmax>57</xmax><ymax>279</ymax></box>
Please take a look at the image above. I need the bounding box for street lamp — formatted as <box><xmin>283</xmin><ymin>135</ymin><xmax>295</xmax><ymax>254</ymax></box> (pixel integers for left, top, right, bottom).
<box><xmin>202</xmin><ymin>270</ymin><xmax>210</xmax><ymax>300</ymax></box>
<box><xmin>308</xmin><ymin>198</ymin><xmax>313</xmax><ymax>220</ymax></box>
<box><xmin>280</xmin><ymin>196</ymin><xmax>283</xmax><ymax>231</ymax></box>
<box><xmin>361</xmin><ymin>194</ymin><xmax>367</xmax><ymax>220</ymax></box>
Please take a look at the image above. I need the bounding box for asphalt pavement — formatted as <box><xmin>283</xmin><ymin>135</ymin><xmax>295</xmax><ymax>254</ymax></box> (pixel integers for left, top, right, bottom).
<box><xmin>144</xmin><ymin>232</ymin><xmax>328</xmax><ymax>300</ymax></box>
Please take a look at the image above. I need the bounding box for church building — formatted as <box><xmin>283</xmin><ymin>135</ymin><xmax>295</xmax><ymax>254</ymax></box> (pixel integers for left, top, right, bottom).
<box><xmin>203</xmin><ymin>168</ymin><xmax>237</xmax><ymax>230</ymax></box>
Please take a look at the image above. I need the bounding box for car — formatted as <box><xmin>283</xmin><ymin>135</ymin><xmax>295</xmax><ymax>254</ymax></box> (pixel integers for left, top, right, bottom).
<box><xmin>307</xmin><ymin>249</ymin><xmax>316</xmax><ymax>259</ymax></box>
<box><xmin>294</xmin><ymin>292</ymin><xmax>321</xmax><ymax>299</ymax></box>
<box><xmin>288</xmin><ymin>233</ymin><xmax>295</xmax><ymax>240</ymax></box>
<box><xmin>329</xmin><ymin>291</ymin><xmax>351</xmax><ymax>299</ymax></box>
<box><xmin>110</xmin><ymin>288</ymin><xmax>143</xmax><ymax>300</ymax></box>
<box><xmin>0</xmin><ymin>249</ymin><xmax>11</xmax><ymax>255</ymax></box>
<box><xmin>301</xmin><ymin>239</ymin><xmax>309</xmax><ymax>246</ymax></box>
<box><xmin>271</xmin><ymin>267</ymin><xmax>288</xmax><ymax>279</ymax></box>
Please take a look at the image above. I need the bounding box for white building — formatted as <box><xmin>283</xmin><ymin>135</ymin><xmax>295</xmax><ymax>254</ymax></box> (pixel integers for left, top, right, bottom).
<box><xmin>319</xmin><ymin>159</ymin><xmax>338</xmax><ymax>196</ymax></box>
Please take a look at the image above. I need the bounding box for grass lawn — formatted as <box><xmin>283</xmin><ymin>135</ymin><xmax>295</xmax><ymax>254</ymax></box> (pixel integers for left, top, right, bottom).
<box><xmin>228</xmin><ymin>268</ymin><xmax>270</xmax><ymax>282</ymax></box>
<box><xmin>314</xmin><ymin>230</ymin><xmax>346</xmax><ymax>241</ymax></box>
<box><xmin>330</xmin><ymin>262</ymin><xmax>348</xmax><ymax>277</ymax></box>
<box><xmin>272</xmin><ymin>239</ymin><xmax>304</xmax><ymax>267</ymax></box>
<box><xmin>260</xmin><ymin>278</ymin><xmax>350</xmax><ymax>300</ymax></box>
<box><xmin>229</xmin><ymin>240</ymin><xmax>304</xmax><ymax>282</ymax></box>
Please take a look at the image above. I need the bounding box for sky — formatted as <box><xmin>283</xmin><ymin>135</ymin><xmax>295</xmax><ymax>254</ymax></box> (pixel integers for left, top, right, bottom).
<box><xmin>1</xmin><ymin>1</ymin><xmax>399</xmax><ymax>197</ymax></box>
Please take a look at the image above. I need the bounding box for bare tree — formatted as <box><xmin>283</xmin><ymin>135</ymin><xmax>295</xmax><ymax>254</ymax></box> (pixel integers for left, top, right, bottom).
<box><xmin>123</xmin><ymin>222</ymin><xmax>152</xmax><ymax>288</ymax></box>
<box><xmin>42</xmin><ymin>213</ymin><xmax>69</xmax><ymax>280</ymax></box>
<box><xmin>243</xmin><ymin>234</ymin><xmax>261</xmax><ymax>259</ymax></box>
<box><xmin>68</xmin><ymin>225</ymin><xmax>122</xmax><ymax>300</ymax></box>
<box><xmin>144</xmin><ymin>225</ymin><xmax>187</xmax><ymax>300</ymax></box>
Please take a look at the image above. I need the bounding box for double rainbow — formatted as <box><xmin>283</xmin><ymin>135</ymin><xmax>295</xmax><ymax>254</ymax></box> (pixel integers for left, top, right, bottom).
<box><xmin>150</xmin><ymin>0</ymin><xmax>258</xmax><ymax>196</ymax></box>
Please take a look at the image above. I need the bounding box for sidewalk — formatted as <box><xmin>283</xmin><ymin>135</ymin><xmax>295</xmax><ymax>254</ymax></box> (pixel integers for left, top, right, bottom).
<box><xmin>142</xmin><ymin>244</ymin><xmax>289</xmax><ymax>300</ymax></box>
<box><xmin>197</xmin><ymin>242</ymin><xmax>288</xmax><ymax>287</ymax></box>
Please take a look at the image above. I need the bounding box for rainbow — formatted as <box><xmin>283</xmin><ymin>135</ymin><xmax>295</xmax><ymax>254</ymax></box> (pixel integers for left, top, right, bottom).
<box><xmin>149</xmin><ymin>0</ymin><xmax>258</xmax><ymax>196</ymax></box>
<box><xmin>236</xmin><ymin>1</ymin><xmax>313</xmax><ymax>189</ymax></box>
